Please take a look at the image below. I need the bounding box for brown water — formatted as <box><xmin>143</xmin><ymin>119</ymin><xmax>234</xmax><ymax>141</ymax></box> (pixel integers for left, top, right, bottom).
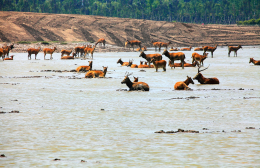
<box><xmin>1</xmin><ymin>46</ymin><xmax>260</xmax><ymax>167</ymax></box>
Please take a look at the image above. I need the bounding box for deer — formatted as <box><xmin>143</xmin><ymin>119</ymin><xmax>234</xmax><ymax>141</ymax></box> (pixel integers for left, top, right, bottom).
<box><xmin>139</xmin><ymin>51</ymin><xmax>162</xmax><ymax>67</ymax></box>
<box><xmin>84</xmin><ymin>44</ymin><xmax>96</xmax><ymax>59</ymax></box>
<box><xmin>169</xmin><ymin>60</ymin><xmax>199</xmax><ymax>68</ymax></box>
<box><xmin>61</xmin><ymin>52</ymin><xmax>76</xmax><ymax>59</ymax></box>
<box><xmin>180</xmin><ymin>46</ymin><xmax>192</xmax><ymax>51</ymax></box>
<box><xmin>43</xmin><ymin>47</ymin><xmax>56</xmax><ymax>60</ymax></box>
<box><xmin>203</xmin><ymin>44</ymin><xmax>217</xmax><ymax>58</ymax></box>
<box><xmin>125</xmin><ymin>40</ymin><xmax>141</xmax><ymax>51</ymax></box>
<box><xmin>2</xmin><ymin>44</ymin><xmax>14</xmax><ymax>57</ymax></box>
<box><xmin>85</xmin><ymin>66</ymin><xmax>108</xmax><ymax>78</ymax></box>
<box><xmin>193</xmin><ymin>65</ymin><xmax>220</xmax><ymax>84</ymax></box>
<box><xmin>95</xmin><ymin>38</ymin><xmax>106</xmax><ymax>48</ymax></box>
<box><xmin>27</xmin><ymin>47</ymin><xmax>41</xmax><ymax>60</ymax></box>
<box><xmin>249</xmin><ymin>58</ymin><xmax>260</xmax><ymax>65</ymax></box>
<box><xmin>191</xmin><ymin>52</ymin><xmax>208</xmax><ymax>66</ymax></box>
<box><xmin>61</xmin><ymin>49</ymin><xmax>73</xmax><ymax>57</ymax></box>
<box><xmin>194</xmin><ymin>47</ymin><xmax>204</xmax><ymax>51</ymax></box>
<box><xmin>0</xmin><ymin>48</ymin><xmax>4</xmax><ymax>59</ymax></box>
<box><xmin>117</xmin><ymin>58</ymin><xmax>131</xmax><ymax>66</ymax></box>
<box><xmin>159</xmin><ymin>42</ymin><xmax>172</xmax><ymax>52</ymax></box>
<box><xmin>130</xmin><ymin>60</ymin><xmax>138</xmax><ymax>68</ymax></box>
<box><xmin>228</xmin><ymin>45</ymin><xmax>242</xmax><ymax>57</ymax></box>
<box><xmin>133</xmin><ymin>76</ymin><xmax>138</xmax><ymax>82</ymax></box>
<box><xmin>150</xmin><ymin>58</ymin><xmax>166</xmax><ymax>72</ymax></box>
<box><xmin>162</xmin><ymin>49</ymin><xmax>185</xmax><ymax>69</ymax></box>
<box><xmin>121</xmin><ymin>72</ymin><xmax>149</xmax><ymax>91</ymax></box>
<box><xmin>74</xmin><ymin>45</ymin><xmax>86</xmax><ymax>57</ymax></box>
<box><xmin>76</xmin><ymin>61</ymin><xmax>93</xmax><ymax>72</ymax></box>
<box><xmin>151</xmin><ymin>41</ymin><xmax>161</xmax><ymax>51</ymax></box>
<box><xmin>136</xmin><ymin>46</ymin><xmax>147</xmax><ymax>51</ymax></box>
<box><xmin>3</xmin><ymin>55</ymin><xmax>14</xmax><ymax>60</ymax></box>
<box><xmin>169</xmin><ymin>47</ymin><xmax>178</xmax><ymax>51</ymax></box>
<box><xmin>174</xmin><ymin>76</ymin><xmax>194</xmax><ymax>90</ymax></box>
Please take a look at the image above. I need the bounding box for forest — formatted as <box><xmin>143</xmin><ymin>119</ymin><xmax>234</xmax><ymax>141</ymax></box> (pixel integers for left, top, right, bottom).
<box><xmin>1</xmin><ymin>0</ymin><xmax>260</xmax><ymax>24</ymax></box>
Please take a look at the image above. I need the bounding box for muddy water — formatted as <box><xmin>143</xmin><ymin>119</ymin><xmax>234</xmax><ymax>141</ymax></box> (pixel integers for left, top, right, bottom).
<box><xmin>1</xmin><ymin>46</ymin><xmax>260</xmax><ymax>167</ymax></box>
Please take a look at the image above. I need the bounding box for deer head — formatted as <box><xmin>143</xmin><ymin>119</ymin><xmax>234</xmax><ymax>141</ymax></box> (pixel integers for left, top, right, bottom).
<box><xmin>121</xmin><ymin>72</ymin><xmax>133</xmax><ymax>84</ymax></box>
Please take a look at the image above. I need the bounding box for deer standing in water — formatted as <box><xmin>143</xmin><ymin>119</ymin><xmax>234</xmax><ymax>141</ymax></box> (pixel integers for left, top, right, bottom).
<box><xmin>121</xmin><ymin>72</ymin><xmax>149</xmax><ymax>91</ymax></box>
<box><xmin>193</xmin><ymin>65</ymin><xmax>220</xmax><ymax>84</ymax></box>
<box><xmin>203</xmin><ymin>44</ymin><xmax>217</xmax><ymax>58</ymax></box>
<box><xmin>95</xmin><ymin>38</ymin><xmax>106</xmax><ymax>48</ymax></box>
<box><xmin>162</xmin><ymin>49</ymin><xmax>185</xmax><ymax>69</ymax></box>
<box><xmin>174</xmin><ymin>76</ymin><xmax>194</xmax><ymax>90</ymax></box>
<box><xmin>27</xmin><ymin>47</ymin><xmax>41</xmax><ymax>60</ymax></box>
<box><xmin>228</xmin><ymin>45</ymin><xmax>242</xmax><ymax>57</ymax></box>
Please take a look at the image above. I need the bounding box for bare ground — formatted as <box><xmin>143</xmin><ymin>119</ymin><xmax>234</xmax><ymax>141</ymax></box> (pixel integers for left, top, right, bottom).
<box><xmin>1</xmin><ymin>11</ymin><xmax>260</xmax><ymax>52</ymax></box>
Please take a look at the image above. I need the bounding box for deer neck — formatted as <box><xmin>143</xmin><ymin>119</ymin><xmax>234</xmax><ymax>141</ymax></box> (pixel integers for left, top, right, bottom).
<box><xmin>125</xmin><ymin>78</ymin><xmax>133</xmax><ymax>89</ymax></box>
<box><xmin>197</xmin><ymin>74</ymin><xmax>207</xmax><ymax>84</ymax></box>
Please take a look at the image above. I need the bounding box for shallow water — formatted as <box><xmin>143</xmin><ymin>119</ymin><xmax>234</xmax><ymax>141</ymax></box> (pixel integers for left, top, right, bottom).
<box><xmin>1</xmin><ymin>46</ymin><xmax>260</xmax><ymax>167</ymax></box>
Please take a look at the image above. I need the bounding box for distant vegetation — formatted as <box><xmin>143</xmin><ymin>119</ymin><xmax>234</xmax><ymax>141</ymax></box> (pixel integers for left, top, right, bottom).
<box><xmin>237</xmin><ymin>18</ymin><xmax>260</xmax><ymax>25</ymax></box>
<box><xmin>1</xmin><ymin>0</ymin><xmax>259</xmax><ymax>24</ymax></box>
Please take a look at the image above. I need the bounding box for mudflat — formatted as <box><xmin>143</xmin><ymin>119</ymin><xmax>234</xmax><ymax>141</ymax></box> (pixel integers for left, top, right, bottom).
<box><xmin>1</xmin><ymin>11</ymin><xmax>260</xmax><ymax>48</ymax></box>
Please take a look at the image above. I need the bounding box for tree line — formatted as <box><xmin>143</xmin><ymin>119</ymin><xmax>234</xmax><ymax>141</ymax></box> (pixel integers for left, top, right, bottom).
<box><xmin>1</xmin><ymin>0</ymin><xmax>260</xmax><ymax>24</ymax></box>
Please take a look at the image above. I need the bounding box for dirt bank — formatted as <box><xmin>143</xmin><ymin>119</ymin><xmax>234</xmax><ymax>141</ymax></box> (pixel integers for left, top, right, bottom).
<box><xmin>1</xmin><ymin>11</ymin><xmax>260</xmax><ymax>48</ymax></box>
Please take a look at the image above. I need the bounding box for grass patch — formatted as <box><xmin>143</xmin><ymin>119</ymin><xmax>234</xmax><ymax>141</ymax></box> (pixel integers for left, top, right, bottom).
<box><xmin>17</xmin><ymin>41</ymin><xmax>31</xmax><ymax>44</ymax></box>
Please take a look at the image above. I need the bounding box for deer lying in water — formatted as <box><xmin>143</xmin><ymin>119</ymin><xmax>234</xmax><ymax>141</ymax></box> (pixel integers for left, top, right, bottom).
<box><xmin>194</xmin><ymin>47</ymin><xmax>203</xmax><ymax>51</ymax></box>
<box><xmin>117</xmin><ymin>58</ymin><xmax>131</xmax><ymax>66</ymax></box>
<box><xmin>193</xmin><ymin>65</ymin><xmax>219</xmax><ymax>84</ymax></box>
<box><xmin>125</xmin><ymin>40</ymin><xmax>141</xmax><ymax>51</ymax></box>
<box><xmin>203</xmin><ymin>44</ymin><xmax>217</xmax><ymax>58</ymax></box>
<box><xmin>130</xmin><ymin>60</ymin><xmax>138</xmax><ymax>68</ymax></box>
<box><xmin>162</xmin><ymin>49</ymin><xmax>185</xmax><ymax>69</ymax></box>
<box><xmin>139</xmin><ymin>51</ymin><xmax>162</xmax><ymax>67</ymax></box>
<box><xmin>4</xmin><ymin>55</ymin><xmax>14</xmax><ymax>60</ymax></box>
<box><xmin>121</xmin><ymin>72</ymin><xmax>149</xmax><ymax>91</ymax></box>
<box><xmin>61</xmin><ymin>52</ymin><xmax>76</xmax><ymax>59</ymax></box>
<box><xmin>76</xmin><ymin>61</ymin><xmax>93</xmax><ymax>72</ymax></box>
<box><xmin>151</xmin><ymin>58</ymin><xmax>166</xmax><ymax>72</ymax></box>
<box><xmin>169</xmin><ymin>47</ymin><xmax>178</xmax><ymax>51</ymax></box>
<box><xmin>169</xmin><ymin>60</ymin><xmax>199</xmax><ymax>69</ymax></box>
<box><xmin>61</xmin><ymin>49</ymin><xmax>73</xmax><ymax>57</ymax></box>
<box><xmin>27</xmin><ymin>47</ymin><xmax>41</xmax><ymax>60</ymax></box>
<box><xmin>136</xmin><ymin>46</ymin><xmax>147</xmax><ymax>51</ymax></box>
<box><xmin>43</xmin><ymin>47</ymin><xmax>56</xmax><ymax>60</ymax></box>
<box><xmin>85</xmin><ymin>66</ymin><xmax>108</xmax><ymax>78</ymax></box>
<box><xmin>249</xmin><ymin>58</ymin><xmax>260</xmax><ymax>65</ymax></box>
<box><xmin>95</xmin><ymin>38</ymin><xmax>106</xmax><ymax>48</ymax></box>
<box><xmin>174</xmin><ymin>76</ymin><xmax>194</xmax><ymax>90</ymax></box>
<box><xmin>192</xmin><ymin>52</ymin><xmax>208</xmax><ymax>66</ymax></box>
<box><xmin>228</xmin><ymin>45</ymin><xmax>242</xmax><ymax>57</ymax></box>
<box><xmin>180</xmin><ymin>46</ymin><xmax>192</xmax><ymax>51</ymax></box>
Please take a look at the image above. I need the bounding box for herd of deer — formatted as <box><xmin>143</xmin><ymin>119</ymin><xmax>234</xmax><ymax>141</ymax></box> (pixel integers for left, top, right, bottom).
<box><xmin>1</xmin><ymin>39</ymin><xmax>259</xmax><ymax>91</ymax></box>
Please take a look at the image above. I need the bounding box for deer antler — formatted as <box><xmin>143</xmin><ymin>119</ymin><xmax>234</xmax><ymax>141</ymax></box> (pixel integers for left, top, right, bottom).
<box><xmin>198</xmin><ymin>64</ymin><xmax>210</xmax><ymax>73</ymax></box>
<box><xmin>125</xmin><ymin>71</ymin><xmax>133</xmax><ymax>77</ymax></box>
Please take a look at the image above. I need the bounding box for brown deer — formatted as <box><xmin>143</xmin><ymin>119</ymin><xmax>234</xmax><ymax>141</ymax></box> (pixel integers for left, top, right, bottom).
<box><xmin>162</xmin><ymin>49</ymin><xmax>185</xmax><ymax>69</ymax></box>
<box><xmin>61</xmin><ymin>52</ymin><xmax>76</xmax><ymax>59</ymax></box>
<box><xmin>125</xmin><ymin>40</ymin><xmax>141</xmax><ymax>51</ymax></box>
<box><xmin>174</xmin><ymin>76</ymin><xmax>194</xmax><ymax>90</ymax></box>
<box><xmin>130</xmin><ymin>60</ymin><xmax>138</xmax><ymax>68</ymax></box>
<box><xmin>194</xmin><ymin>47</ymin><xmax>204</xmax><ymax>51</ymax></box>
<box><xmin>117</xmin><ymin>58</ymin><xmax>131</xmax><ymax>66</ymax></box>
<box><xmin>95</xmin><ymin>38</ymin><xmax>106</xmax><ymax>48</ymax></box>
<box><xmin>249</xmin><ymin>58</ymin><xmax>260</xmax><ymax>65</ymax></box>
<box><xmin>151</xmin><ymin>41</ymin><xmax>161</xmax><ymax>51</ymax></box>
<box><xmin>3</xmin><ymin>55</ymin><xmax>14</xmax><ymax>60</ymax></box>
<box><xmin>203</xmin><ymin>44</ymin><xmax>217</xmax><ymax>58</ymax></box>
<box><xmin>139</xmin><ymin>51</ymin><xmax>162</xmax><ymax>67</ymax></box>
<box><xmin>121</xmin><ymin>72</ymin><xmax>149</xmax><ymax>91</ymax></box>
<box><xmin>84</xmin><ymin>45</ymin><xmax>96</xmax><ymax>59</ymax></box>
<box><xmin>61</xmin><ymin>49</ymin><xmax>73</xmax><ymax>57</ymax></box>
<box><xmin>74</xmin><ymin>45</ymin><xmax>86</xmax><ymax>57</ymax></box>
<box><xmin>159</xmin><ymin>42</ymin><xmax>172</xmax><ymax>52</ymax></box>
<box><xmin>193</xmin><ymin>65</ymin><xmax>220</xmax><ymax>84</ymax></box>
<box><xmin>136</xmin><ymin>46</ymin><xmax>147</xmax><ymax>51</ymax></box>
<box><xmin>0</xmin><ymin>48</ymin><xmax>4</xmax><ymax>59</ymax></box>
<box><xmin>2</xmin><ymin>44</ymin><xmax>14</xmax><ymax>57</ymax></box>
<box><xmin>169</xmin><ymin>60</ymin><xmax>199</xmax><ymax>69</ymax></box>
<box><xmin>133</xmin><ymin>76</ymin><xmax>138</xmax><ymax>82</ymax></box>
<box><xmin>43</xmin><ymin>47</ymin><xmax>56</xmax><ymax>60</ymax></box>
<box><xmin>27</xmin><ymin>47</ymin><xmax>41</xmax><ymax>60</ymax></box>
<box><xmin>76</xmin><ymin>61</ymin><xmax>93</xmax><ymax>72</ymax></box>
<box><xmin>169</xmin><ymin>47</ymin><xmax>178</xmax><ymax>51</ymax></box>
<box><xmin>192</xmin><ymin>52</ymin><xmax>208</xmax><ymax>66</ymax></box>
<box><xmin>180</xmin><ymin>46</ymin><xmax>192</xmax><ymax>51</ymax></box>
<box><xmin>228</xmin><ymin>45</ymin><xmax>242</xmax><ymax>57</ymax></box>
<box><xmin>85</xmin><ymin>66</ymin><xmax>108</xmax><ymax>78</ymax></box>
<box><xmin>151</xmin><ymin>58</ymin><xmax>166</xmax><ymax>72</ymax></box>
